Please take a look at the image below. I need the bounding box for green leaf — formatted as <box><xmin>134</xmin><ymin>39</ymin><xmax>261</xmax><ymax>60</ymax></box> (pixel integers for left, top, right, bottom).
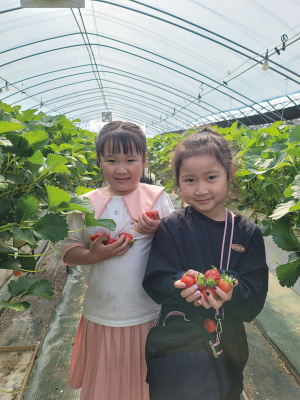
<box><xmin>75</xmin><ymin>186</ymin><xmax>94</xmax><ymax>196</ymax></box>
<box><xmin>270</xmin><ymin>200</ymin><xmax>297</xmax><ymax>220</ymax></box>
<box><xmin>276</xmin><ymin>258</ymin><xmax>300</xmax><ymax>288</ymax></box>
<box><xmin>7</xmin><ymin>275</ymin><xmax>37</xmax><ymax>297</ymax></box>
<box><xmin>17</xmin><ymin>255</ymin><xmax>36</xmax><ymax>272</ymax></box>
<box><xmin>272</xmin><ymin>217</ymin><xmax>300</xmax><ymax>252</ymax></box>
<box><xmin>0</xmin><ymin>121</ymin><xmax>23</xmax><ymax>134</ymax></box>
<box><xmin>22</xmin><ymin>130</ymin><xmax>49</xmax><ymax>151</ymax></box>
<box><xmin>0</xmin><ymin>180</ymin><xmax>8</xmax><ymax>191</ymax></box>
<box><xmin>16</xmin><ymin>109</ymin><xmax>37</xmax><ymax>123</ymax></box>
<box><xmin>0</xmin><ymin>137</ymin><xmax>13</xmax><ymax>146</ymax></box>
<box><xmin>47</xmin><ymin>153</ymin><xmax>67</xmax><ymax>167</ymax></box>
<box><xmin>45</xmin><ymin>185</ymin><xmax>71</xmax><ymax>211</ymax></box>
<box><xmin>25</xmin><ymin>279</ymin><xmax>54</xmax><ymax>301</ymax></box>
<box><xmin>11</xmin><ymin>226</ymin><xmax>37</xmax><ymax>247</ymax></box>
<box><xmin>84</xmin><ymin>212</ymin><xmax>116</xmax><ymax>231</ymax></box>
<box><xmin>5</xmin><ymin>174</ymin><xmax>24</xmax><ymax>185</ymax></box>
<box><xmin>289</xmin><ymin>125</ymin><xmax>300</xmax><ymax>142</ymax></box>
<box><xmin>259</xmin><ymin>219</ymin><xmax>272</xmax><ymax>236</ymax></box>
<box><xmin>0</xmin><ymin>257</ymin><xmax>20</xmax><ymax>270</ymax></box>
<box><xmin>31</xmin><ymin>213</ymin><xmax>69</xmax><ymax>242</ymax></box>
<box><xmin>14</xmin><ymin>195</ymin><xmax>39</xmax><ymax>223</ymax></box>
<box><xmin>291</xmin><ymin>174</ymin><xmax>300</xmax><ymax>200</ymax></box>
<box><xmin>26</xmin><ymin>150</ymin><xmax>44</xmax><ymax>164</ymax></box>
<box><xmin>70</xmin><ymin>196</ymin><xmax>94</xmax><ymax>213</ymax></box>
<box><xmin>0</xmin><ymin>300</ymin><xmax>30</xmax><ymax>311</ymax></box>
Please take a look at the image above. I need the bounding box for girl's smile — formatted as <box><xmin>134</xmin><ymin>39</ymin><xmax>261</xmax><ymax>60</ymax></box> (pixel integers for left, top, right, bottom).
<box><xmin>99</xmin><ymin>143</ymin><xmax>146</xmax><ymax>196</ymax></box>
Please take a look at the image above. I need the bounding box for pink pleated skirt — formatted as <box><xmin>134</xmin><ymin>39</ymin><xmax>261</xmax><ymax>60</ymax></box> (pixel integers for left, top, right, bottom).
<box><xmin>68</xmin><ymin>316</ymin><xmax>156</xmax><ymax>400</ymax></box>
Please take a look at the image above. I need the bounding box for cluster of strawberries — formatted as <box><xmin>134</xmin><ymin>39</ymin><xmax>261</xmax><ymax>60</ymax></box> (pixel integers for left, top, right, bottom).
<box><xmin>90</xmin><ymin>232</ymin><xmax>136</xmax><ymax>247</ymax></box>
<box><xmin>180</xmin><ymin>267</ymin><xmax>236</xmax><ymax>333</ymax></box>
<box><xmin>90</xmin><ymin>210</ymin><xmax>155</xmax><ymax>248</ymax></box>
<box><xmin>181</xmin><ymin>267</ymin><xmax>235</xmax><ymax>301</ymax></box>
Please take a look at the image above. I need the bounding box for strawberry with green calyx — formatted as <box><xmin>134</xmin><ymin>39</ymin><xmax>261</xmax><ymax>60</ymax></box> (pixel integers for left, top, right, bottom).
<box><xmin>204</xmin><ymin>318</ymin><xmax>217</xmax><ymax>333</ymax></box>
<box><xmin>204</xmin><ymin>266</ymin><xmax>220</xmax><ymax>284</ymax></box>
<box><xmin>217</xmin><ymin>271</ymin><xmax>235</xmax><ymax>293</ymax></box>
<box><xmin>196</xmin><ymin>273</ymin><xmax>207</xmax><ymax>290</ymax></box>
<box><xmin>180</xmin><ymin>273</ymin><xmax>195</xmax><ymax>288</ymax></box>
<box><xmin>119</xmin><ymin>233</ymin><xmax>136</xmax><ymax>247</ymax></box>
<box><xmin>13</xmin><ymin>270</ymin><xmax>22</xmax><ymax>277</ymax></box>
<box><xmin>90</xmin><ymin>233</ymin><xmax>110</xmax><ymax>244</ymax></box>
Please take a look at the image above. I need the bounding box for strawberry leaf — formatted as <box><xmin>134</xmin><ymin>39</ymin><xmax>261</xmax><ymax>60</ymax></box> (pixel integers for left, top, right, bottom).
<box><xmin>0</xmin><ymin>121</ymin><xmax>23</xmax><ymax>134</ymax></box>
<box><xmin>84</xmin><ymin>212</ymin><xmax>116</xmax><ymax>231</ymax></box>
<box><xmin>272</xmin><ymin>217</ymin><xmax>300</xmax><ymax>252</ymax></box>
<box><xmin>17</xmin><ymin>255</ymin><xmax>36</xmax><ymax>272</ymax></box>
<box><xmin>22</xmin><ymin>130</ymin><xmax>49</xmax><ymax>151</ymax></box>
<box><xmin>0</xmin><ymin>256</ymin><xmax>20</xmax><ymax>270</ymax></box>
<box><xmin>31</xmin><ymin>213</ymin><xmax>69</xmax><ymax>242</ymax></box>
<box><xmin>7</xmin><ymin>275</ymin><xmax>36</xmax><ymax>298</ymax></box>
<box><xmin>45</xmin><ymin>185</ymin><xmax>71</xmax><ymax>211</ymax></box>
<box><xmin>276</xmin><ymin>258</ymin><xmax>300</xmax><ymax>288</ymax></box>
<box><xmin>1</xmin><ymin>300</ymin><xmax>30</xmax><ymax>311</ymax></box>
<box><xmin>24</xmin><ymin>279</ymin><xmax>54</xmax><ymax>301</ymax></box>
<box><xmin>14</xmin><ymin>195</ymin><xmax>39</xmax><ymax>224</ymax></box>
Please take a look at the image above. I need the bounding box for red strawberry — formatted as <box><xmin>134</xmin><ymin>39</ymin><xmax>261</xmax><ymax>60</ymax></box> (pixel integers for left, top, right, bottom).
<box><xmin>204</xmin><ymin>266</ymin><xmax>220</xmax><ymax>285</ymax></box>
<box><xmin>181</xmin><ymin>273</ymin><xmax>195</xmax><ymax>288</ymax></box>
<box><xmin>107</xmin><ymin>238</ymin><xmax>117</xmax><ymax>245</ymax></box>
<box><xmin>145</xmin><ymin>211</ymin><xmax>154</xmax><ymax>220</ymax></box>
<box><xmin>217</xmin><ymin>271</ymin><xmax>234</xmax><ymax>293</ymax></box>
<box><xmin>200</xmin><ymin>287</ymin><xmax>217</xmax><ymax>302</ymax></box>
<box><xmin>196</xmin><ymin>273</ymin><xmax>207</xmax><ymax>290</ymax></box>
<box><xmin>119</xmin><ymin>233</ymin><xmax>136</xmax><ymax>247</ymax></box>
<box><xmin>90</xmin><ymin>233</ymin><xmax>110</xmax><ymax>244</ymax></box>
<box><xmin>204</xmin><ymin>318</ymin><xmax>217</xmax><ymax>333</ymax></box>
<box><xmin>13</xmin><ymin>270</ymin><xmax>22</xmax><ymax>277</ymax></box>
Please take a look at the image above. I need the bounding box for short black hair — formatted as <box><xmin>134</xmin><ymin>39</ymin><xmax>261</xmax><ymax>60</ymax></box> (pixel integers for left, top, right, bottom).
<box><xmin>95</xmin><ymin>121</ymin><xmax>147</xmax><ymax>167</ymax></box>
<box><xmin>174</xmin><ymin>127</ymin><xmax>233</xmax><ymax>185</ymax></box>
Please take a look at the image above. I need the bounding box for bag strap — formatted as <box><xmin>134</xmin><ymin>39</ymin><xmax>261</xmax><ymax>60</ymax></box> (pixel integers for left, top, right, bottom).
<box><xmin>162</xmin><ymin>311</ymin><xmax>190</xmax><ymax>326</ymax></box>
<box><xmin>215</xmin><ymin>209</ymin><xmax>235</xmax><ymax>337</ymax></box>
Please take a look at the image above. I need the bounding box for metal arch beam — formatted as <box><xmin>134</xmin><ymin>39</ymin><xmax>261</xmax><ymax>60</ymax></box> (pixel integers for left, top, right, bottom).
<box><xmin>4</xmin><ymin>70</ymin><xmax>201</xmax><ymax>119</ymax></box>
<box><xmin>7</xmin><ymin>64</ymin><xmax>226</xmax><ymax>120</ymax></box>
<box><xmin>48</xmin><ymin>92</ymin><xmax>190</xmax><ymax>125</ymax></box>
<box><xmin>2</xmin><ymin>1</ymin><xmax>298</xmax><ymax>80</ymax></box>
<box><xmin>1</xmin><ymin>43</ymin><xmax>276</xmax><ymax>124</ymax></box>
<box><xmin>44</xmin><ymin>82</ymin><xmax>213</xmax><ymax>122</ymax></box>
<box><xmin>64</xmin><ymin>100</ymin><xmax>179</xmax><ymax>130</ymax></box>
<box><xmin>123</xmin><ymin>0</ymin><xmax>300</xmax><ymax>78</ymax></box>
<box><xmin>71</xmin><ymin>9</ymin><xmax>108</xmax><ymax>110</ymax></box>
<box><xmin>75</xmin><ymin>103</ymin><xmax>177</xmax><ymax>129</ymax></box>
<box><xmin>63</xmin><ymin>98</ymin><xmax>189</xmax><ymax>128</ymax></box>
<box><xmin>76</xmin><ymin>108</ymin><xmax>171</xmax><ymax>131</ymax></box>
<box><xmin>2</xmin><ymin>31</ymin><xmax>298</xmax><ymax>117</ymax></box>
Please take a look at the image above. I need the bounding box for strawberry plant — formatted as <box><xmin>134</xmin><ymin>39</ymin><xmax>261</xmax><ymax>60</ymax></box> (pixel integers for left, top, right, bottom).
<box><xmin>0</xmin><ymin>100</ymin><xmax>116</xmax><ymax>310</ymax></box>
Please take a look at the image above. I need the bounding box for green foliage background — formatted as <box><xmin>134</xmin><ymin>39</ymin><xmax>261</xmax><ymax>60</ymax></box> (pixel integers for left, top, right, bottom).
<box><xmin>147</xmin><ymin>121</ymin><xmax>300</xmax><ymax>289</ymax></box>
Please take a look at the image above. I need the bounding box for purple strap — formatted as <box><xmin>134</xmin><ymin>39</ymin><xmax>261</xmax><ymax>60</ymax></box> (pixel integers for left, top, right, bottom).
<box><xmin>220</xmin><ymin>209</ymin><xmax>234</xmax><ymax>271</ymax></box>
<box><xmin>162</xmin><ymin>311</ymin><xmax>190</xmax><ymax>326</ymax></box>
<box><xmin>216</xmin><ymin>209</ymin><xmax>234</xmax><ymax>317</ymax></box>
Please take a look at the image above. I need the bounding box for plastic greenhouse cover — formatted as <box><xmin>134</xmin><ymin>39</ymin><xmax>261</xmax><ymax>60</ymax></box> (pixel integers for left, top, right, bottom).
<box><xmin>0</xmin><ymin>0</ymin><xmax>300</xmax><ymax>136</ymax></box>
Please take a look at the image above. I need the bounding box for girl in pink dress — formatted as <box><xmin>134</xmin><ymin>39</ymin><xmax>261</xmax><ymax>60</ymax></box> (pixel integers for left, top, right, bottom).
<box><xmin>61</xmin><ymin>121</ymin><xmax>174</xmax><ymax>400</ymax></box>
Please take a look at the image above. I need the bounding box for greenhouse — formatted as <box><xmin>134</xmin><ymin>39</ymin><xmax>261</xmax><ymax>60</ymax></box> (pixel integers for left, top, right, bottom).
<box><xmin>0</xmin><ymin>1</ymin><xmax>300</xmax><ymax>399</ymax></box>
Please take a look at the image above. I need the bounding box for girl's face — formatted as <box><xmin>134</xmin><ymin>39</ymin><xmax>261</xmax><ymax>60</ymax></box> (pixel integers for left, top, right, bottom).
<box><xmin>99</xmin><ymin>141</ymin><xmax>145</xmax><ymax>196</ymax></box>
<box><xmin>178</xmin><ymin>155</ymin><xmax>233</xmax><ymax>221</ymax></box>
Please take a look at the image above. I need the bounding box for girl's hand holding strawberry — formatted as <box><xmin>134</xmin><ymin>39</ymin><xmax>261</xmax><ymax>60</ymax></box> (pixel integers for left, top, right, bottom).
<box><xmin>174</xmin><ymin>269</ymin><xmax>238</xmax><ymax>310</ymax></box>
<box><xmin>87</xmin><ymin>233</ymin><xmax>131</xmax><ymax>264</ymax></box>
<box><xmin>137</xmin><ymin>209</ymin><xmax>161</xmax><ymax>235</ymax></box>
